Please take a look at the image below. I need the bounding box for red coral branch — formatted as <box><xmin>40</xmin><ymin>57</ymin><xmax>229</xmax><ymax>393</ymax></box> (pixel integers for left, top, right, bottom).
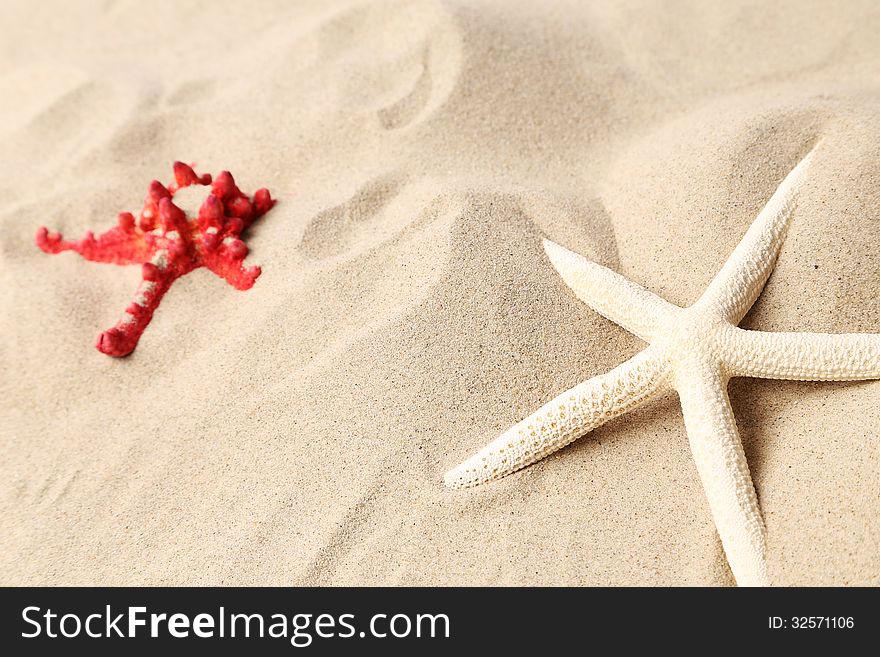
<box><xmin>36</xmin><ymin>162</ymin><xmax>276</xmax><ymax>357</ymax></box>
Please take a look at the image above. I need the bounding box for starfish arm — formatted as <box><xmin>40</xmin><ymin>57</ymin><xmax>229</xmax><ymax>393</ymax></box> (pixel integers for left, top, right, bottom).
<box><xmin>720</xmin><ymin>326</ymin><xmax>880</xmax><ymax>381</ymax></box>
<box><xmin>696</xmin><ymin>146</ymin><xmax>816</xmax><ymax>323</ymax></box>
<box><xmin>202</xmin><ymin>250</ymin><xmax>262</xmax><ymax>290</ymax></box>
<box><xmin>36</xmin><ymin>222</ymin><xmax>152</xmax><ymax>265</ymax></box>
<box><xmin>95</xmin><ymin>271</ymin><xmax>177</xmax><ymax>357</ymax></box>
<box><xmin>543</xmin><ymin>239</ymin><xmax>681</xmax><ymax>342</ymax></box>
<box><xmin>444</xmin><ymin>346</ymin><xmax>669</xmax><ymax>488</ymax></box>
<box><xmin>676</xmin><ymin>360</ymin><xmax>769</xmax><ymax>586</ymax></box>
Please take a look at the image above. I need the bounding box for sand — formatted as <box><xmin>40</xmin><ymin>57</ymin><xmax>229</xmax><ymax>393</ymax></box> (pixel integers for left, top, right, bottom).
<box><xmin>1</xmin><ymin>0</ymin><xmax>878</xmax><ymax>586</ymax></box>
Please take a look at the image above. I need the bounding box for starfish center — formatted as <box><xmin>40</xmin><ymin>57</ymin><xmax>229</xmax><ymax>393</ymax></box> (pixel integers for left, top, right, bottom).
<box><xmin>659</xmin><ymin>310</ymin><xmax>721</xmax><ymax>363</ymax></box>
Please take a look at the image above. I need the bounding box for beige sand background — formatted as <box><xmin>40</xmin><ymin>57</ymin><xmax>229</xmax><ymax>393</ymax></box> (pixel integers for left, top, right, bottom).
<box><xmin>1</xmin><ymin>0</ymin><xmax>878</xmax><ymax>586</ymax></box>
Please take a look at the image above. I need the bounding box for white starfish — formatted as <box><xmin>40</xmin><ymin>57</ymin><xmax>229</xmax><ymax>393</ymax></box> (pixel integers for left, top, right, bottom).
<box><xmin>444</xmin><ymin>145</ymin><xmax>880</xmax><ymax>586</ymax></box>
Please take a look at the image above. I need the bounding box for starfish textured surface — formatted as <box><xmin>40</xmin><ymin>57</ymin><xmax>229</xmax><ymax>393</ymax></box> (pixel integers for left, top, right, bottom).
<box><xmin>36</xmin><ymin>163</ymin><xmax>276</xmax><ymax>357</ymax></box>
<box><xmin>444</xmin><ymin>146</ymin><xmax>880</xmax><ymax>586</ymax></box>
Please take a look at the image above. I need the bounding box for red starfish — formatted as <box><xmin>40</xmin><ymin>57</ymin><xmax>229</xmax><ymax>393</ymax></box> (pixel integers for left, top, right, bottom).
<box><xmin>36</xmin><ymin>162</ymin><xmax>275</xmax><ymax>357</ymax></box>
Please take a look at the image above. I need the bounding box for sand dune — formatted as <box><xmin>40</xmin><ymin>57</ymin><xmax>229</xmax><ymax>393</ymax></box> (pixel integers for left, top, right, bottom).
<box><xmin>1</xmin><ymin>0</ymin><xmax>878</xmax><ymax>585</ymax></box>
